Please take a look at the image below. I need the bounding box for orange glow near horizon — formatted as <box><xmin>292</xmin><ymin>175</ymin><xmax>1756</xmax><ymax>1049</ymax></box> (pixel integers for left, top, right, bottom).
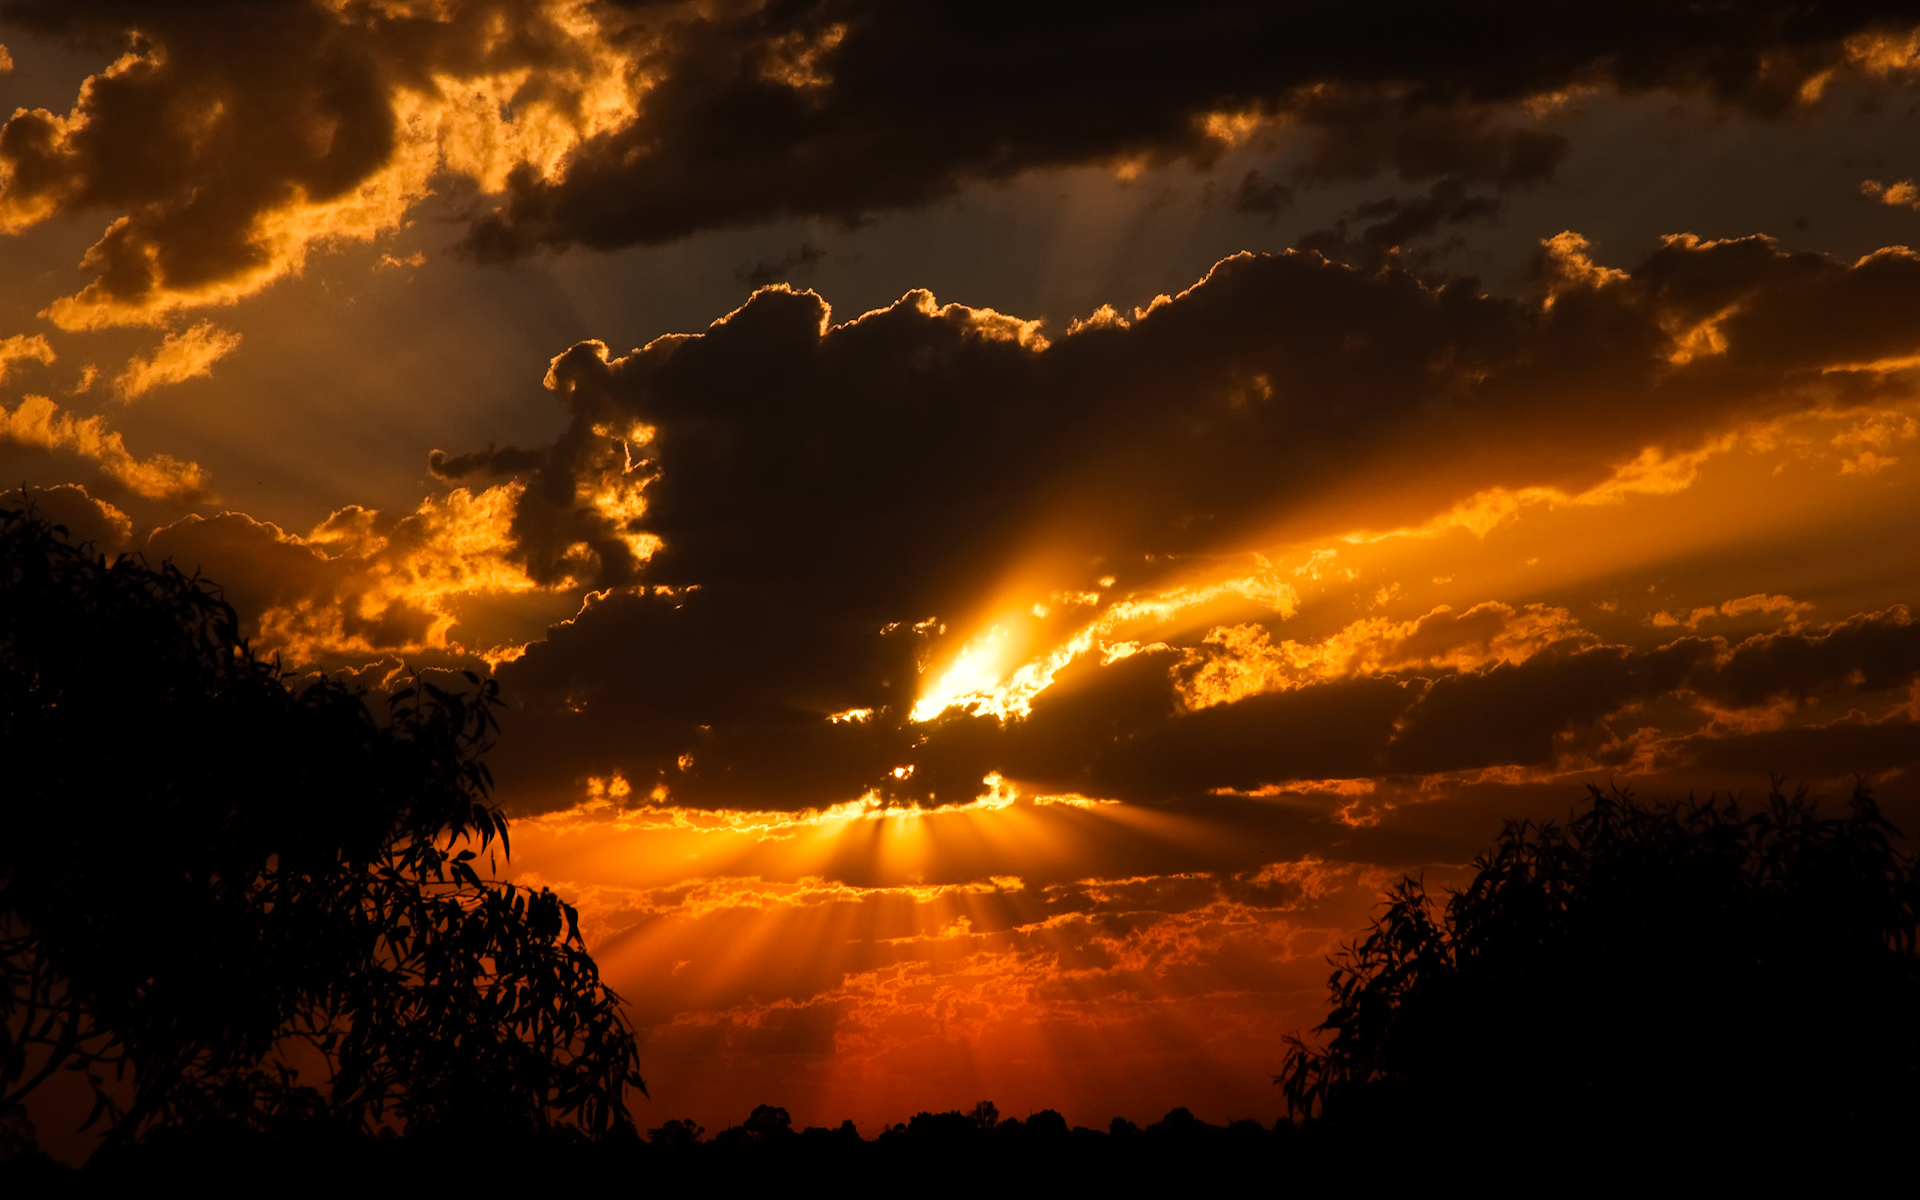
<box><xmin>506</xmin><ymin>779</ymin><xmax>1386</xmax><ymax>1131</ymax></box>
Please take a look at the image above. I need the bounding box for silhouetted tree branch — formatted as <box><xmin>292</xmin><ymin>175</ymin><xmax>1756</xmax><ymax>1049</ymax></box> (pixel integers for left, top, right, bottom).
<box><xmin>0</xmin><ymin>506</ymin><xmax>644</xmax><ymax>1153</ymax></box>
<box><xmin>1278</xmin><ymin>782</ymin><xmax>1920</xmax><ymax>1149</ymax></box>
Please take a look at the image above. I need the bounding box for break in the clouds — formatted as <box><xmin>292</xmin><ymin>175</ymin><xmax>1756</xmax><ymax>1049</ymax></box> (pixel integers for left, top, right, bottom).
<box><xmin>5</xmin><ymin>1</ymin><xmax>1920</xmax><ymax>325</ymax></box>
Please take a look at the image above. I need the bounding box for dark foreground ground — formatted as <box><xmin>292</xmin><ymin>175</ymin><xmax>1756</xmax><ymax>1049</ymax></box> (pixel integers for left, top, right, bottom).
<box><xmin>2</xmin><ymin>1102</ymin><xmax>1901</xmax><ymax>1193</ymax></box>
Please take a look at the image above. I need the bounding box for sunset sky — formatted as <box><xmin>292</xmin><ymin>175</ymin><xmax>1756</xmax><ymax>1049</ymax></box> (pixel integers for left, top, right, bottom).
<box><xmin>7</xmin><ymin>0</ymin><xmax>1920</xmax><ymax>1138</ymax></box>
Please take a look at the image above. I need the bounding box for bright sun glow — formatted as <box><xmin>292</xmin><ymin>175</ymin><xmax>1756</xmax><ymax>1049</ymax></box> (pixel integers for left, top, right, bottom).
<box><xmin>909</xmin><ymin>624</ymin><xmax>1014</xmax><ymax>721</ymax></box>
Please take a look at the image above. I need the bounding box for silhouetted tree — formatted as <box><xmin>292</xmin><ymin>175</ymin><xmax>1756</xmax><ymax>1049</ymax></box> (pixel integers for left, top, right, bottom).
<box><xmin>0</xmin><ymin>508</ymin><xmax>644</xmax><ymax>1152</ymax></box>
<box><xmin>1278</xmin><ymin>783</ymin><xmax>1920</xmax><ymax>1155</ymax></box>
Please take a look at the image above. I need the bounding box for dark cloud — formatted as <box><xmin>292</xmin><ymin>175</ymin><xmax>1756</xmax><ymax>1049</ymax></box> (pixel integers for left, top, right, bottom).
<box><xmin>1296</xmin><ymin>177</ymin><xmax>1503</xmax><ymax>268</ymax></box>
<box><xmin>428</xmin><ymin>443</ymin><xmax>548</xmax><ymax>482</ymax></box>
<box><xmin>473</xmin><ymin>236</ymin><xmax>1920</xmax><ymax>810</ymax></box>
<box><xmin>974</xmin><ymin>614</ymin><xmax>1920</xmax><ymax>804</ymax></box>
<box><xmin>8</xmin><ymin>482</ymin><xmax>130</xmax><ymax>551</ymax></box>
<box><xmin>1227</xmin><ymin>170</ymin><xmax>1293</xmax><ymax>220</ymax></box>
<box><xmin>465</xmin><ymin>1</ymin><xmax>1917</xmax><ymax>258</ymax></box>
<box><xmin>143</xmin><ymin>510</ymin><xmax>343</xmax><ymax>637</ymax></box>
<box><xmin>493</xmin><ymin>591</ymin><xmax>1920</xmax><ymax>816</ymax></box>
<box><xmin>137</xmin><ymin>490</ymin><xmax>545</xmax><ymax>663</ymax></box>
<box><xmin>0</xmin><ymin>0</ymin><xmax>606</xmax><ymax>325</ymax></box>
<box><xmin>736</xmin><ymin>242</ymin><xmax>827</xmax><ymax>287</ymax></box>
<box><xmin>1381</xmin><ymin>640</ymin><xmax>1708</xmax><ymax>775</ymax></box>
<box><xmin>499</xmin><ymin>236</ymin><xmax>1920</xmax><ymax>594</ymax></box>
<box><xmin>1696</xmin><ymin>605</ymin><xmax>1920</xmax><ymax>706</ymax></box>
<box><xmin>7</xmin><ymin>1</ymin><xmax>1917</xmax><ymax>313</ymax></box>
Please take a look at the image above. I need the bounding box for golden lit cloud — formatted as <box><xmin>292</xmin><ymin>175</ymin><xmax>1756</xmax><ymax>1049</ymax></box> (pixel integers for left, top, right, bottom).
<box><xmin>1861</xmin><ymin>178</ymin><xmax>1920</xmax><ymax>209</ymax></box>
<box><xmin>0</xmin><ymin>334</ymin><xmax>55</xmax><ymax>383</ymax></box>
<box><xmin>0</xmin><ymin>394</ymin><xmax>209</xmax><ymax>502</ymax></box>
<box><xmin>6</xmin><ymin>1</ymin><xmax>645</xmax><ymax>329</ymax></box>
<box><xmin>146</xmin><ymin>482</ymin><xmax>563</xmax><ymax>665</ymax></box>
<box><xmin>1175</xmin><ymin>601</ymin><xmax>1590</xmax><ymax>711</ymax></box>
<box><xmin>113</xmin><ymin>322</ymin><xmax>243</xmax><ymax>399</ymax></box>
<box><xmin>913</xmin><ymin>564</ymin><xmax>1302</xmax><ymax>723</ymax></box>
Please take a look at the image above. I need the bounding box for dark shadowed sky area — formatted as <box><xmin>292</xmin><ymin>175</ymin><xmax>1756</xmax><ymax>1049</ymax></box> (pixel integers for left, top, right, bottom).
<box><xmin>6</xmin><ymin>0</ymin><xmax>1920</xmax><ymax>1138</ymax></box>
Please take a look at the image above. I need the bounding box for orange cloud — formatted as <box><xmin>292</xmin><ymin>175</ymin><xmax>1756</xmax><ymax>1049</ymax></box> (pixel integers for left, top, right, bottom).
<box><xmin>146</xmin><ymin>483</ymin><xmax>562</xmax><ymax>665</ymax></box>
<box><xmin>0</xmin><ymin>394</ymin><xmax>208</xmax><ymax>502</ymax></box>
<box><xmin>9</xmin><ymin>3</ymin><xmax>1917</xmax><ymax>329</ymax></box>
<box><xmin>113</xmin><ymin>322</ymin><xmax>242</xmax><ymax>399</ymax></box>
<box><xmin>1861</xmin><ymin>178</ymin><xmax>1920</xmax><ymax>209</ymax></box>
<box><xmin>0</xmin><ymin>333</ymin><xmax>55</xmax><ymax>383</ymax></box>
<box><xmin>5</xmin><ymin>2</ymin><xmax>642</xmax><ymax>329</ymax></box>
<box><xmin>1176</xmin><ymin>602</ymin><xmax>1591</xmax><ymax>711</ymax></box>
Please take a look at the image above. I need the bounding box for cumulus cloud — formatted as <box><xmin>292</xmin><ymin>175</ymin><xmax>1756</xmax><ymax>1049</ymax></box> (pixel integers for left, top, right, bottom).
<box><xmin>4</xmin><ymin>482</ymin><xmax>132</xmax><ymax>550</ymax></box>
<box><xmin>5</xmin><ymin>1</ymin><xmax>1918</xmax><ymax>321</ymax></box>
<box><xmin>142</xmin><ymin>483</ymin><xmax>562</xmax><ymax>665</ymax></box>
<box><xmin>500</xmin><ymin>234</ymin><xmax>1920</xmax><ymax>597</ymax></box>
<box><xmin>113</xmin><ymin>321</ymin><xmax>242</xmax><ymax>399</ymax></box>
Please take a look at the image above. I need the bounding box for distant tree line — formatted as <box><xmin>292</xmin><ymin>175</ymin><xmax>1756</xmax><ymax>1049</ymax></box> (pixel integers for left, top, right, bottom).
<box><xmin>18</xmin><ymin>1098</ymin><xmax>1315</xmax><ymax>1189</ymax></box>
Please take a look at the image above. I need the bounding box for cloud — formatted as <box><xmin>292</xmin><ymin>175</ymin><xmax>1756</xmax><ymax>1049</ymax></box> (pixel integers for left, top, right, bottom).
<box><xmin>113</xmin><ymin>321</ymin><xmax>241</xmax><ymax>399</ymax></box>
<box><xmin>1861</xmin><ymin>178</ymin><xmax>1920</xmax><ymax>209</ymax></box>
<box><xmin>1296</xmin><ymin>177</ymin><xmax>1504</xmax><ymax>269</ymax></box>
<box><xmin>1651</xmin><ymin>592</ymin><xmax>1813</xmax><ymax>631</ymax></box>
<box><xmin>2</xmin><ymin>0</ymin><xmax>642</xmax><ymax>327</ymax></box>
<box><xmin>143</xmin><ymin>483</ymin><xmax>562</xmax><ymax>665</ymax></box>
<box><xmin>508</xmin><ymin>844</ymin><xmax>1373</xmax><ymax>1128</ymax></box>
<box><xmin>737</xmin><ymin>242</ymin><xmax>827</xmax><ymax>287</ymax></box>
<box><xmin>5</xmin><ymin>1</ymin><xmax>1917</xmax><ymax>317</ymax></box>
<box><xmin>0</xmin><ymin>333</ymin><xmax>55</xmax><ymax>382</ymax></box>
<box><xmin>1174</xmin><ymin>602</ymin><xmax>1592</xmax><ymax>710</ymax></box>
<box><xmin>1227</xmin><ymin>170</ymin><xmax>1293</xmax><ymax>220</ymax></box>
<box><xmin>462</xmin><ymin>3</ymin><xmax>1920</xmax><ymax>259</ymax></box>
<box><xmin>1695</xmin><ymin>605</ymin><xmax>1920</xmax><ymax>708</ymax></box>
<box><xmin>427</xmin><ymin>443</ymin><xmax>548</xmax><ymax>482</ymax></box>
<box><xmin>0</xmin><ymin>393</ymin><xmax>209</xmax><ymax>502</ymax></box>
<box><xmin>441</xmin><ymin>233</ymin><xmax>1920</xmax><ymax>812</ymax></box>
<box><xmin>5</xmin><ymin>482</ymin><xmax>132</xmax><ymax>551</ymax></box>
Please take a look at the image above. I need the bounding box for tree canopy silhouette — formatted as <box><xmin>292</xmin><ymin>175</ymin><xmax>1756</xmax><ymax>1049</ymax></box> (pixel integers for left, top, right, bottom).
<box><xmin>1277</xmin><ymin>783</ymin><xmax>1920</xmax><ymax>1151</ymax></box>
<box><xmin>0</xmin><ymin>506</ymin><xmax>644</xmax><ymax>1152</ymax></box>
